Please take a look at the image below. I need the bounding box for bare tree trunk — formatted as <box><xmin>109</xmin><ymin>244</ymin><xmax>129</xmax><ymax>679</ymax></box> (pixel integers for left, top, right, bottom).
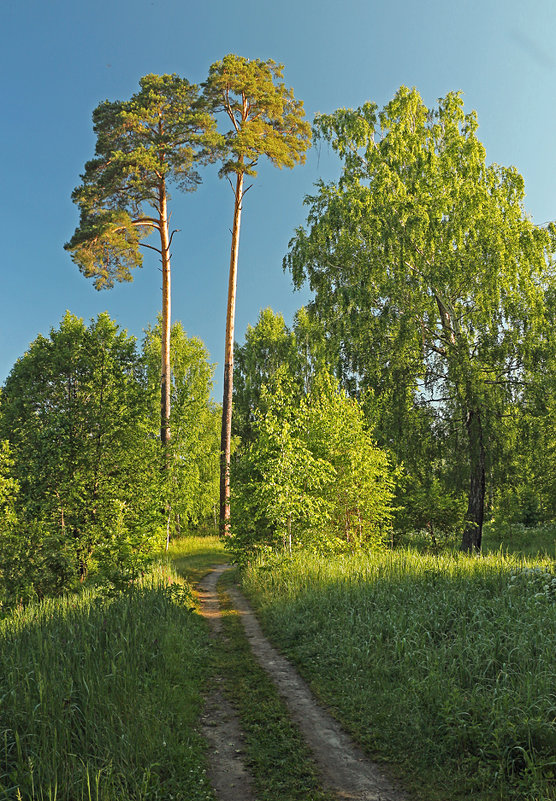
<box><xmin>160</xmin><ymin>187</ymin><xmax>171</xmax><ymax>447</ymax></box>
<box><xmin>461</xmin><ymin>406</ymin><xmax>485</xmax><ymax>553</ymax></box>
<box><xmin>220</xmin><ymin>171</ymin><xmax>244</xmax><ymax>535</ymax></box>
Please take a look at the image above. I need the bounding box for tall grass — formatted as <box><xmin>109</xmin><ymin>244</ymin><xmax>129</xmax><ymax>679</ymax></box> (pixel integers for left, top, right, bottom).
<box><xmin>482</xmin><ymin>521</ymin><xmax>556</xmax><ymax>558</ymax></box>
<box><xmin>0</xmin><ymin>561</ymin><xmax>214</xmax><ymax>800</ymax></box>
<box><xmin>242</xmin><ymin>549</ymin><xmax>556</xmax><ymax>801</ymax></box>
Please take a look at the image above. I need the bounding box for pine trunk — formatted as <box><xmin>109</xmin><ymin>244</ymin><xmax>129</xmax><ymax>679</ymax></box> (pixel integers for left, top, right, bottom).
<box><xmin>220</xmin><ymin>171</ymin><xmax>244</xmax><ymax>535</ymax></box>
<box><xmin>160</xmin><ymin>188</ymin><xmax>171</xmax><ymax>447</ymax></box>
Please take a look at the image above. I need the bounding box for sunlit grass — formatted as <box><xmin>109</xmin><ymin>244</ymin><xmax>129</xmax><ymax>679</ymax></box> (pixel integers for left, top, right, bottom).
<box><xmin>242</xmin><ymin>549</ymin><xmax>556</xmax><ymax>801</ymax></box>
<box><xmin>0</xmin><ymin>561</ymin><xmax>215</xmax><ymax>800</ymax></box>
<box><xmin>168</xmin><ymin>534</ymin><xmax>229</xmax><ymax>585</ymax></box>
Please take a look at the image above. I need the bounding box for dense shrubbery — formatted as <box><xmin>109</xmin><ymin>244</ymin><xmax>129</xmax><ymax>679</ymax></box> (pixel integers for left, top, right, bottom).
<box><xmin>230</xmin><ymin>369</ymin><xmax>394</xmax><ymax>561</ymax></box>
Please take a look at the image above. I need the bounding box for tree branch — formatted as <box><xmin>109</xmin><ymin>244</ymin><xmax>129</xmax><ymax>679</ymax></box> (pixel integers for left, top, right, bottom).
<box><xmin>139</xmin><ymin>242</ymin><xmax>163</xmax><ymax>255</ymax></box>
<box><xmin>168</xmin><ymin>229</ymin><xmax>181</xmax><ymax>248</ymax></box>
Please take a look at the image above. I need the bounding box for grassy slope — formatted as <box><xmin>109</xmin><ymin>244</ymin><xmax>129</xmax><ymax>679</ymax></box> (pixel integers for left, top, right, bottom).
<box><xmin>242</xmin><ymin>549</ymin><xmax>556</xmax><ymax>801</ymax></box>
<box><xmin>0</xmin><ymin>556</ymin><xmax>216</xmax><ymax>801</ymax></box>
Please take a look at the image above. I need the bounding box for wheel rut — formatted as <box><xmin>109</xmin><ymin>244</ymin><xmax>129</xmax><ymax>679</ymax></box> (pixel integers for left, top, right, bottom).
<box><xmin>197</xmin><ymin>564</ymin><xmax>409</xmax><ymax>801</ymax></box>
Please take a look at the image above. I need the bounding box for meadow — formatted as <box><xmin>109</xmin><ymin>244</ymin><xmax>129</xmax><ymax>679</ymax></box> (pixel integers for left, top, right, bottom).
<box><xmin>2</xmin><ymin>532</ymin><xmax>555</xmax><ymax>800</ymax></box>
<box><xmin>0</xmin><ymin>554</ymin><xmax>216</xmax><ymax>801</ymax></box>
<box><xmin>241</xmin><ymin>548</ymin><xmax>556</xmax><ymax>801</ymax></box>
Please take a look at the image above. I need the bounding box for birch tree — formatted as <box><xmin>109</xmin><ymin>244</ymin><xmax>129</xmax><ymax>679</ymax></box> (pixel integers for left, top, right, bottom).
<box><xmin>286</xmin><ymin>87</ymin><xmax>556</xmax><ymax>551</ymax></box>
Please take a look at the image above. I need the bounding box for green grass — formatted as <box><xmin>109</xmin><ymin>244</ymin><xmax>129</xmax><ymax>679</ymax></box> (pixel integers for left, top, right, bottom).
<box><xmin>241</xmin><ymin>549</ymin><xmax>556</xmax><ymax>801</ymax></box>
<box><xmin>0</xmin><ymin>560</ymin><xmax>215</xmax><ymax>800</ymax></box>
<box><xmin>482</xmin><ymin>521</ymin><xmax>556</xmax><ymax>558</ymax></box>
<box><xmin>215</xmin><ymin>571</ymin><xmax>334</xmax><ymax>801</ymax></box>
<box><xmin>168</xmin><ymin>534</ymin><xmax>229</xmax><ymax>584</ymax></box>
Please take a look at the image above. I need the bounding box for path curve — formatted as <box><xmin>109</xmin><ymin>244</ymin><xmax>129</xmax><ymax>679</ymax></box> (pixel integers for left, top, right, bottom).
<box><xmin>227</xmin><ymin>581</ymin><xmax>409</xmax><ymax>801</ymax></box>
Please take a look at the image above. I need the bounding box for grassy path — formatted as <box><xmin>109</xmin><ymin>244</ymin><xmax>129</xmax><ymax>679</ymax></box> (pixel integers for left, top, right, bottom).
<box><xmin>177</xmin><ymin>538</ymin><xmax>555</xmax><ymax>801</ymax></box>
<box><xmin>173</xmin><ymin>538</ymin><xmax>408</xmax><ymax>801</ymax></box>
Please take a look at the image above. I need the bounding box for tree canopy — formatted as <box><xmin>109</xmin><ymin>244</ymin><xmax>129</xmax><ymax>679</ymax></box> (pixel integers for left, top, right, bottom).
<box><xmin>230</xmin><ymin>369</ymin><xmax>394</xmax><ymax>561</ymax></box>
<box><xmin>65</xmin><ymin>73</ymin><xmax>218</xmax><ymax>445</ymax></box>
<box><xmin>285</xmin><ymin>86</ymin><xmax>556</xmax><ymax>551</ymax></box>
<box><xmin>0</xmin><ymin>312</ymin><xmax>219</xmax><ymax>606</ymax></box>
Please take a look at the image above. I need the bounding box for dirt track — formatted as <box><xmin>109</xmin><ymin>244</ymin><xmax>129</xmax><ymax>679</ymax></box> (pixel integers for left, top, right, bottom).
<box><xmin>198</xmin><ymin>564</ymin><xmax>409</xmax><ymax>801</ymax></box>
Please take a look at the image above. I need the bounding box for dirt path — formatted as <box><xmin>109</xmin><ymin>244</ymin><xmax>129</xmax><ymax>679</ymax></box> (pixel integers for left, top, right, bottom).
<box><xmin>198</xmin><ymin>564</ymin><xmax>409</xmax><ymax>801</ymax></box>
<box><xmin>197</xmin><ymin>565</ymin><xmax>257</xmax><ymax>801</ymax></box>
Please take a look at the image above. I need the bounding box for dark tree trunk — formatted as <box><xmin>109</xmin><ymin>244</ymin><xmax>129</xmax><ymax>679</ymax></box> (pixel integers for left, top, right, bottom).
<box><xmin>461</xmin><ymin>406</ymin><xmax>486</xmax><ymax>553</ymax></box>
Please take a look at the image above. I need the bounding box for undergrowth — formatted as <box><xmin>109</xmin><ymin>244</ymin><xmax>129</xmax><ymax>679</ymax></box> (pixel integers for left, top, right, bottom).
<box><xmin>242</xmin><ymin>549</ymin><xmax>556</xmax><ymax>801</ymax></box>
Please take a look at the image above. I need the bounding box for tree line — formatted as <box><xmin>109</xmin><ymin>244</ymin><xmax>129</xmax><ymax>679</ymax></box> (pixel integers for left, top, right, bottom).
<box><xmin>0</xmin><ymin>313</ymin><xmax>219</xmax><ymax>607</ymax></box>
<box><xmin>2</xmin><ymin>66</ymin><xmax>555</xmax><ymax>608</ymax></box>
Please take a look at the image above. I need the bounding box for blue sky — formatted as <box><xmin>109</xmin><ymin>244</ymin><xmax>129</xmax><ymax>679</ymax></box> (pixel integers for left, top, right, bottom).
<box><xmin>1</xmin><ymin>0</ymin><xmax>555</xmax><ymax>393</ymax></box>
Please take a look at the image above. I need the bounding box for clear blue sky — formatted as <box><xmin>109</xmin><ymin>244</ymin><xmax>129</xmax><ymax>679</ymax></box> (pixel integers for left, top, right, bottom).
<box><xmin>1</xmin><ymin>0</ymin><xmax>555</xmax><ymax>393</ymax></box>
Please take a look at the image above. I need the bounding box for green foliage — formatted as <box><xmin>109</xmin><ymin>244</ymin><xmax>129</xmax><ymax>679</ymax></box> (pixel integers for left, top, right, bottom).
<box><xmin>482</xmin><ymin>521</ymin><xmax>556</xmax><ymax>558</ymax></box>
<box><xmin>65</xmin><ymin>73</ymin><xmax>218</xmax><ymax>287</ymax></box>
<box><xmin>142</xmin><ymin>321</ymin><xmax>221</xmax><ymax>533</ymax></box>
<box><xmin>233</xmin><ymin>307</ymin><xmax>330</xmax><ymax>444</ymax></box>
<box><xmin>243</xmin><ymin>550</ymin><xmax>556</xmax><ymax>801</ymax></box>
<box><xmin>490</xmin><ymin>293</ymin><xmax>556</xmax><ymax>526</ymax></box>
<box><xmin>202</xmin><ymin>55</ymin><xmax>311</xmax><ymax>178</ymax></box>
<box><xmin>0</xmin><ymin>313</ymin><xmax>220</xmax><ymax>606</ymax></box>
<box><xmin>285</xmin><ymin>86</ymin><xmax>556</xmax><ymax>549</ymax></box>
<box><xmin>230</xmin><ymin>369</ymin><xmax>394</xmax><ymax>561</ymax></box>
<box><xmin>395</xmin><ymin>475</ymin><xmax>466</xmax><ymax>549</ymax></box>
<box><xmin>0</xmin><ymin>561</ymin><xmax>215</xmax><ymax>800</ymax></box>
<box><xmin>233</xmin><ymin>308</ymin><xmax>300</xmax><ymax>442</ymax></box>
<box><xmin>0</xmin><ymin>440</ymin><xmax>18</xmax><ymax>531</ymax></box>
<box><xmin>0</xmin><ymin>312</ymin><xmax>163</xmax><ymax>600</ymax></box>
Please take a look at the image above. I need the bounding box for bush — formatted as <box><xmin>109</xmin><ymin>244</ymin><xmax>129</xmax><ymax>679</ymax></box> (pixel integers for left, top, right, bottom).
<box><xmin>230</xmin><ymin>370</ymin><xmax>394</xmax><ymax>561</ymax></box>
